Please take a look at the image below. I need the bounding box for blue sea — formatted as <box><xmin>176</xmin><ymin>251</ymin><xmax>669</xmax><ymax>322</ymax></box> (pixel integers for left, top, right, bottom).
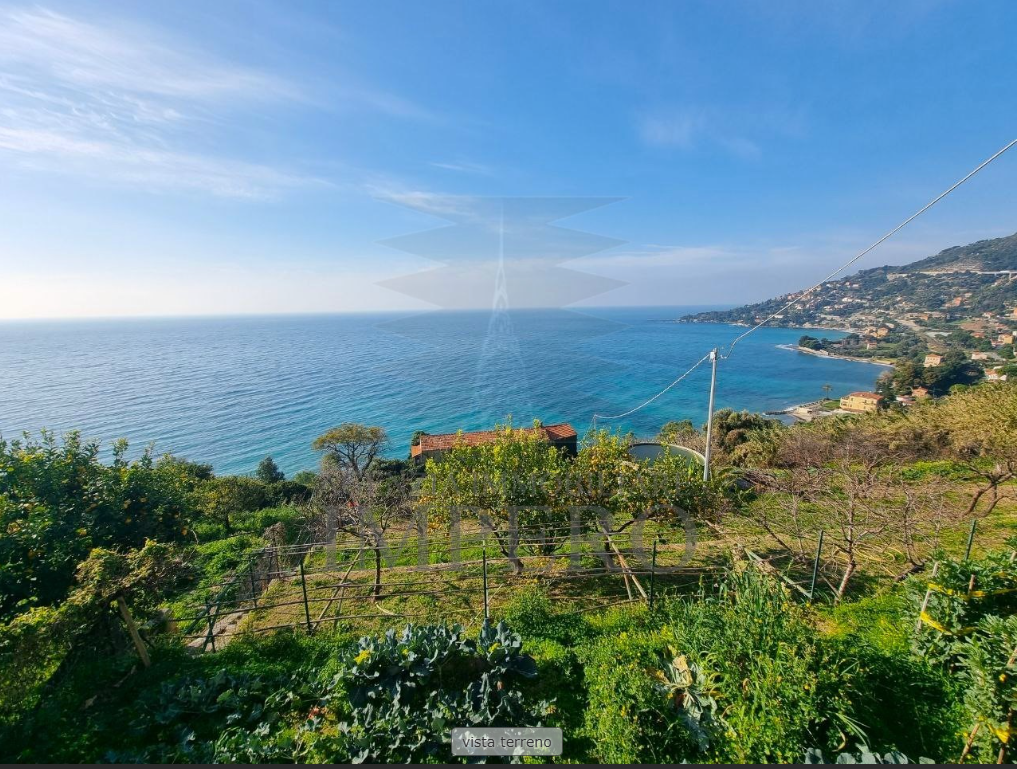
<box><xmin>0</xmin><ymin>307</ymin><xmax>885</xmax><ymax>476</ymax></box>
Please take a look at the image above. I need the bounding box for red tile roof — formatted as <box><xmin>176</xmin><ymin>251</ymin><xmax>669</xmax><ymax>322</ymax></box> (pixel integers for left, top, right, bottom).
<box><xmin>845</xmin><ymin>391</ymin><xmax>883</xmax><ymax>400</ymax></box>
<box><xmin>412</xmin><ymin>423</ymin><xmax>577</xmax><ymax>456</ymax></box>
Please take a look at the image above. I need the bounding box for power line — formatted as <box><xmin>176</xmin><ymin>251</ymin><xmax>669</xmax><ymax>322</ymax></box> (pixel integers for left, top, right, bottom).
<box><xmin>723</xmin><ymin>137</ymin><xmax>1017</xmax><ymax>356</ymax></box>
<box><xmin>591</xmin><ymin>136</ymin><xmax>1017</xmax><ymax>426</ymax></box>
<box><xmin>592</xmin><ymin>350</ymin><xmax>712</xmax><ymax>425</ymax></box>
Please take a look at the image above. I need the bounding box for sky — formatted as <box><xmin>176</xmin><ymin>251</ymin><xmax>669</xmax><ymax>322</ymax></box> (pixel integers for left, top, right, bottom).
<box><xmin>0</xmin><ymin>0</ymin><xmax>1016</xmax><ymax>319</ymax></box>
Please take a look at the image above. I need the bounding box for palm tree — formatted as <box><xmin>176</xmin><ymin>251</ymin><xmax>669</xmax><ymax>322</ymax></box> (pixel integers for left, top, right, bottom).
<box><xmin>822</xmin><ymin>383</ymin><xmax>833</xmax><ymax>400</ymax></box>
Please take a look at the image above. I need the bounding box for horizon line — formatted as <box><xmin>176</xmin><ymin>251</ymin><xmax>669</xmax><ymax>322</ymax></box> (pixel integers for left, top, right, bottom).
<box><xmin>0</xmin><ymin>304</ymin><xmax>737</xmax><ymax>324</ymax></box>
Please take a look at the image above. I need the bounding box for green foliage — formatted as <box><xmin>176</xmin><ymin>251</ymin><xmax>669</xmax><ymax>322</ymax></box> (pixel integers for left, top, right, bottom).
<box><xmin>256</xmin><ymin>455</ymin><xmax>286</xmax><ymax>484</ymax></box>
<box><xmin>418</xmin><ymin>423</ymin><xmax>571</xmax><ymax>571</ymax></box>
<box><xmin>291</xmin><ymin>469</ymin><xmax>318</xmax><ymax>487</ymax></box>
<box><xmin>804</xmin><ymin>745</ymin><xmax>932</xmax><ymax>763</ymax></box>
<box><xmin>580</xmin><ymin>626</ymin><xmax>677</xmax><ymax>763</ymax></box>
<box><xmin>899</xmin><ymin>459</ymin><xmax>972</xmax><ymax>482</ymax></box>
<box><xmin>312</xmin><ymin>423</ymin><xmax>388</xmax><ymax>478</ymax></box>
<box><xmin>503</xmin><ymin>587</ymin><xmax>594</xmax><ymax>646</ymax></box>
<box><xmin>707</xmin><ymin>408</ymin><xmax>782</xmax><ymax>452</ymax></box>
<box><xmin>0</xmin><ymin>432</ymin><xmax>200</xmax><ymax>619</ymax></box>
<box><xmin>0</xmin><ymin>540</ymin><xmax>191</xmax><ymax>724</ymax></box>
<box><xmin>956</xmin><ymin>615</ymin><xmax>1017</xmax><ymax>762</ymax></box>
<box><xmin>659</xmin><ymin>419</ymin><xmax>697</xmax><ymax>445</ymax></box>
<box><xmin>310</xmin><ymin>621</ymin><xmax>546</xmax><ymax>763</ymax></box>
<box><xmin>194</xmin><ymin>476</ymin><xmax>270</xmax><ymax>535</ymax></box>
<box><xmin>909</xmin><ymin>547</ymin><xmax>1017</xmax><ymax>665</ymax></box>
<box><xmin>109</xmin><ymin>668</ymin><xmax>323</xmax><ymax>763</ymax></box>
<box><xmin>661</xmin><ymin>569</ymin><xmax>862</xmax><ymax>762</ymax></box>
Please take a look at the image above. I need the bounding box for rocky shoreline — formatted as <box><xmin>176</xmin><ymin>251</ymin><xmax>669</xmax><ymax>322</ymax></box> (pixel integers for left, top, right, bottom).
<box><xmin>776</xmin><ymin>343</ymin><xmax>894</xmax><ymax>367</ymax></box>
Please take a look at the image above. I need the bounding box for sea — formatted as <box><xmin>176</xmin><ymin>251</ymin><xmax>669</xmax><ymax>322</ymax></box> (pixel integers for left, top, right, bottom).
<box><xmin>0</xmin><ymin>307</ymin><xmax>885</xmax><ymax>477</ymax></box>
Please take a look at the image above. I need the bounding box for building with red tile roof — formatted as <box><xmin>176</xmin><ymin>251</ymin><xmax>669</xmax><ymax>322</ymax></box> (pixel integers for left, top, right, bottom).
<box><xmin>411</xmin><ymin>422</ymin><xmax>578</xmax><ymax>462</ymax></box>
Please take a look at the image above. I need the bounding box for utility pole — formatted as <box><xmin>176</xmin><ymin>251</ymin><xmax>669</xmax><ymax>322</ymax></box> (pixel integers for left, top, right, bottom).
<box><xmin>703</xmin><ymin>348</ymin><xmax>718</xmax><ymax>482</ymax></box>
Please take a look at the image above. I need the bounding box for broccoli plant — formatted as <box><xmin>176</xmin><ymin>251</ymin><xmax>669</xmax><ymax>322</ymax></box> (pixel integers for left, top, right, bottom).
<box><xmin>314</xmin><ymin>620</ymin><xmax>548</xmax><ymax>763</ymax></box>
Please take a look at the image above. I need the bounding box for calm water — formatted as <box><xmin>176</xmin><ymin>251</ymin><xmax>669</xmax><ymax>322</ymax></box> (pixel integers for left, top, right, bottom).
<box><xmin>0</xmin><ymin>307</ymin><xmax>884</xmax><ymax>476</ymax></box>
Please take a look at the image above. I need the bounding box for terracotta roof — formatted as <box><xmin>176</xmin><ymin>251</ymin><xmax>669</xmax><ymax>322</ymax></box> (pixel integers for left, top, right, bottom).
<box><xmin>412</xmin><ymin>423</ymin><xmax>577</xmax><ymax>456</ymax></box>
<box><xmin>845</xmin><ymin>391</ymin><xmax>882</xmax><ymax>400</ymax></box>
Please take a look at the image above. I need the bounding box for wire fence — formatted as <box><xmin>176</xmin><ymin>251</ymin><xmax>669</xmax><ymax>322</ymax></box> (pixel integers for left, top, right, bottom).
<box><xmin>172</xmin><ymin>508</ymin><xmax>1001</xmax><ymax>652</ymax></box>
<box><xmin>176</xmin><ymin>522</ymin><xmax>728</xmax><ymax>651</ymax></box>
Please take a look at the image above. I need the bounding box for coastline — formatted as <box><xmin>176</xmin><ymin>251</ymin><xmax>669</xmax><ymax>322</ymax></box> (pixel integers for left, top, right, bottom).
<box><xmin>776</xmin><ymin>343</ymin><xmax>894</xmax><ymax>368</ymax></box>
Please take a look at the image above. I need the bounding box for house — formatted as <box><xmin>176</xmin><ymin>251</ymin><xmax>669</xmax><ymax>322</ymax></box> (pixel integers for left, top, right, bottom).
<box><xmin>912</xmin><ymin>386</ymin><xmax>931</xmax><ymax>399</ymax></box>
<box><xmin>875</xmin><ymin>327</ymin><xmax>890</xmax><ymax>338</ymax></box>
<box><xmin>986</xmin><ymin>368</ymin><xmax>1009</xmax><ymax>382</ymax></box>
<box><xmin>971</xmin><ymin>351</ymin><xmax>1001</xmax><ymax>362</ymax></box>
<box><xmin>999</xmin><ymin>333</ymin><xmax>1015</xmax><ymax>346</ymax></box>
<box><xmin>924</xmin><ymin>353</ymin><xmax>944</xmax><ymax>367</ymax></box>
<box><xmin>1012</xmin><ymin>307</ymin><xmax>1017</xmax><ymax>319</ymax></box>
<box><xmin>410</xmin><ymin>422</ymin><xmax>578</xmax><ymax>462</ymax></box>
<box><xmin>840</xmin><ymin>391</ymin><xmax>883</xmax><ymax>413</ymax></box>
<box><xmin>947</xmin><ymin>297</ymin><xmax>963</xmax><ymax>308</ymax></box>
<box><xmin>896</xmin><ymin>395</ymin><xmax>915</xmax><ymax>407</ymax></box>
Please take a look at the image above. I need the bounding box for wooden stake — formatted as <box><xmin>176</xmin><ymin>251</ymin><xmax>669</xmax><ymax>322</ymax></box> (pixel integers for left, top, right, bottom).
<box><xmin>116</xmin><ymin>596</ymin><xmax>151</xmax><ymax>668</ymax></box>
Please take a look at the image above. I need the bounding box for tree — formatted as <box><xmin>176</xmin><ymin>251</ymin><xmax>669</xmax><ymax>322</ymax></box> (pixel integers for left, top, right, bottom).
<box><xmin>753</xmin><ymin>418</ymin><xmax>952</xmax><ymax>594</ymax></box>
<box><xmin>705</xmin><ymin>409</ymin><xmax>779</xmax><ymax>458</ymax></box>
<box><xmin>256</xmin><ymin>456</ymin><xmax>285</xmax><ymax>484</ymax></box>
<box><xmin>312</xmin><ymin>462</ymin><xmax>412</xmax><ymax>599</ymax></box>
<box><xmin>659</xmin><ymin>419</ymin><xmax>697</xmax><ymax>446</ymax></box>
<box><xmin>291</xmin><ymin>470</ymin><xmax>318</xmax><ymax>487</ymax></box>
<box><xmin>196</xmin><ymin>476</ymin><xmax>268</xmax><ymax>535</ymax></box>
<box><xmin>0</xmin><ymin>432</ymin><xmax>198</xmax><ymax>620</ymax></box>
<box><xmin>312</xmin><ymin>424</ymin><xmax>388</xmax><ymax>479</ymax></box>
<box><xmin>418</xmin><ymin>425</ymin><xmax>569</xmax><ymax>575</ymax></box>
<box><xmin>928</xmin><ymin>383</ymin><xmax>1017</xmax><ymax>516</ymax></box>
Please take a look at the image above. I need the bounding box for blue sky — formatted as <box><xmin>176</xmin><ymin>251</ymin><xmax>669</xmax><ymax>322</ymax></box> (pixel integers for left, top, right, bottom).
<box><xmin>1</xmin><ymin>0</ymin><xmax>1015</xmax><ymax>318</ymax></box>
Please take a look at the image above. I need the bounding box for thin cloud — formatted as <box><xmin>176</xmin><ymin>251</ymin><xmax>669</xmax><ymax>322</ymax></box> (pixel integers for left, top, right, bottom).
<box><xmin>428</xmin><ymin>160</ymin><xmax>494</xmax><ymax>175</ymax></box>
<box><xmin>637</xmin><ymin>103</ymin><xmax>806</xmax><ymax>157</ymax></box>
<box><xmin>0</xmin><ymin>7</ymin><xmax>418</xmax><ymax>197</ymax></box>
<box><xmin>0</xmin><ymin>127</ymin><xmax>327</xmax><ymax>199</ymax></box>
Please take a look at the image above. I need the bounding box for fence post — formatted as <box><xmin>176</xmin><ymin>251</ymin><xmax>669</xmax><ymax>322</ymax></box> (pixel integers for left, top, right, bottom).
<box><xmin>248</xmin><ymin>564</ymin><xmax>258</xmax><ymax>609</ymax></box>
<box><xmin>964</xmin><ymin>519</ymin><xmax>978</xmax><ymax>562</ymax></box>
<box><xmin>648</xmin><ymin>539</ymin><xmax>658</xmax><ymax>612</ymax></box>
<box><xmin>299</xmin><ymin>559</ymin><xmax>312</xmax><ymax>634</ymax></box>
<box><xmin>809</xmin><ymin>530</ymin><xmax>825</xmax><ymax>603</ymax></box>
<box><xmin>915</xmin><ymin>561</ymin><xmax>940</xmax><ymax>634</ymax></box>
<box><xmin>482</xmin><ymin>546</ymin><xmax>489</xmax><ymax>622</ymax></box>
<box><xmin>204</xmin><ymin>597</ymin><xmax>216</xmax><ymax>653</ymax></box>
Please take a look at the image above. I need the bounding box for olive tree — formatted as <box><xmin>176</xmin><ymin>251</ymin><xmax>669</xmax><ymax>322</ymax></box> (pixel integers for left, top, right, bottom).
<box><xmin>312</xmin><ymin>424</ymin><xmax>388</xmax><ymax>480</ymax></box>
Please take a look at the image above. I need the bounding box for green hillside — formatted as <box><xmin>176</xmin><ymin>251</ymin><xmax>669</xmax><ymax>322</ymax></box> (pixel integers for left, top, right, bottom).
<box><xmin>682</xmin><ymin>232</ymin><xmax>1017</xmax><ymax>328</ymax></box>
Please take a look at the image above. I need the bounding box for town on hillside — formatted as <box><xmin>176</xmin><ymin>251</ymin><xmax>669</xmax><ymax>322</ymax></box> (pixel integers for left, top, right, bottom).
<box><xmin>683</xmin><ymin>232</ymin><xmax>1017</xmax><ymax>414</ymax></box>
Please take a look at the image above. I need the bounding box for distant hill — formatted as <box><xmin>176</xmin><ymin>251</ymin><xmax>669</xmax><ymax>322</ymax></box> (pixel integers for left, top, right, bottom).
<box><xmin>902</xmin><ymin>232</ymin><xmax>1017</xmax><ymax>273</ymax></box>
<box><xmin>680</xmin><ymin>232</ymin><xmax>1017</xmax><ymax>329</ymax></box>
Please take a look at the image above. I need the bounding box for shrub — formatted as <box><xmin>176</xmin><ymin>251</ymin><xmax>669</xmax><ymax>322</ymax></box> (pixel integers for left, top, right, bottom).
<box><xmin>503</xmin><ymin>586</ymin><xmax>594</xmax><ymax>645</ymax></box>
<box><xmin>308</xmin><ymin>621</ymin><xmax>548</xmax><ymax>763</ymax></box>
<box><xmin>909</xmin><ymin>547</ymin><xmax>1017</xmax><ymax>665</ymax></box>
<box><xmin>580</xmin><ymin>627</ymin><xmax>678</xmax><ymax>763</ymax></box>
<box><xmin>659</xmin><ymin>569</ymin><xmax>862</xmax><ymax>763</ymax></box>
<box><xmin>524</xmin><ymin>637</ymin><xmax>591</xmax><ymax>758</ymax></box>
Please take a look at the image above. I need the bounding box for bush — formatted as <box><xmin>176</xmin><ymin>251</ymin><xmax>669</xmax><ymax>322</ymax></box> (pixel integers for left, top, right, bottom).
<box><xmin>909</xmin><ymin>547</ymin><xmax>1017</xmax><ymax>665</ymax></box>
<box><xmin>503</xmin><ymin>587</ymin><xmax>595</xmax><ymax>645</ymax></box>
<box><xmin>307</xmin><ymin>621</ymin><xmax>549</xmax><ymax>763</ymax></box>
<box><xmin>234</xmin><ymin>505</ymin><xmax>304</xmax><ymax>540</ymax></box>
<box><xmin>524</xmin><ymin>637</ymin><xmax>591</xmax><ymax>758</ymax></box>
<box><xmin>658</xmin><ymin>569</ymin><xmax>861</xmax><ymax>763</ymax></box>
<box><xmin>579</xmin><ymin>627</ymin><xmax>685</xmax><ymax>763</ymax></box>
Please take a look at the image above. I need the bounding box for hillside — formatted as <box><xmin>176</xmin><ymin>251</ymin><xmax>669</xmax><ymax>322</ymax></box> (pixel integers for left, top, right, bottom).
<box><xmin>681</xmin><ymin>232</ymin><xmax>1017</xmax><ymax>329</ymax></box>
